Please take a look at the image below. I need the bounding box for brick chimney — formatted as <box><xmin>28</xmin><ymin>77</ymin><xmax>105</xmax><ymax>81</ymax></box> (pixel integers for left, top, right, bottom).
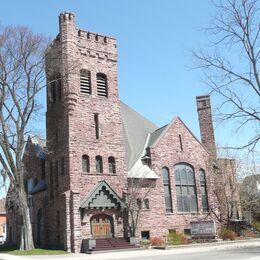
<box><xmin>196</xmin><ymin>95</ymin><xmax>216</xmax><ymax>157</ymax></box>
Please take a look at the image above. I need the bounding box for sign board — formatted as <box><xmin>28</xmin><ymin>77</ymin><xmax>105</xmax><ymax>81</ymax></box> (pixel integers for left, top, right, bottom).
<box><xmin>190</xmin><ymin>220</ymin><xmax>216</xmax><ymax>238</ymax></box>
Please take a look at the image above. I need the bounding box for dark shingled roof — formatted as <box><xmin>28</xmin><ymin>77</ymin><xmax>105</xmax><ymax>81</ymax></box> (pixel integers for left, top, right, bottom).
<box><xmin>29</xmin><ymin>179</ymin><xmax>47</xmax><ymax>194</ymax></box>
<box><xmin>147</xmin><ymin>124</ymin><xmax>168</xmax><ymax>148</ymax></box>
<box><xmin>120</xmin><ymin>102</ymin><xmax>158</xmax><ymax>170</ymax></box>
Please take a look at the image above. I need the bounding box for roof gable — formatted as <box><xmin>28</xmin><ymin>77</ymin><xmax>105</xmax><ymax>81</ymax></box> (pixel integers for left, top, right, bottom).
<box><xmin>80</xmin><ymin>180</ymin><xmax>125</xmax><ymax>209</ymax></box>
<box><xmin>148</xmin><ymin>116</ymin><xmax>210</xmax><ymax>154</ymax></box>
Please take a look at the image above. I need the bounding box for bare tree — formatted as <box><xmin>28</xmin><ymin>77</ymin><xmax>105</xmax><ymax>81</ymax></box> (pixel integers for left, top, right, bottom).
<box><xmin>124</xmin><ymin>177</ymin><xmax>155</xmax><ymax>238</ymax></box>
<box><xmin>193</xmin><ymin>0</ymin><xmax>260</xmax><ymax>151</ymax></box>
<box><xmin>0</xmin><ymin>24</ymin><xmax>49</xmax><ymax>250</ymax></box>
<box><xmin>205</xmin><ymin>148</ymin><xmax>242</xmax><ymax>227</ymax></box>
<box><xmin>239</xmin><ymin>153</ymin><xmax>260</xmax><ymax>222</ymax></box>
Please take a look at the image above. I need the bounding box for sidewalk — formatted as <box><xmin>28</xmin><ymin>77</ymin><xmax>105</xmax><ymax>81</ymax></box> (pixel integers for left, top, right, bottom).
<box><xmin>0</xmin><ymin>239</ymin><xmax>259</xmax><ymax>260</ymax></box>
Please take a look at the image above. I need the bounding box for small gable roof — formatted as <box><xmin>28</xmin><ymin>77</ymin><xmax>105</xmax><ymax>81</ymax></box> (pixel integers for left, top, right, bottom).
<box><xmin>29</xmin><ymin>179</ymin><xmax>47</xmax><ymax>195</ymax></box>
<box><xmin>80</xmin><ymin>180</ymin><xmax>125</xmax><ymax>209</ymax></box>
<box><xmin>27</xmin><ymin>135</ymin><xmax>46</xmax><ymax>159</ymax></box>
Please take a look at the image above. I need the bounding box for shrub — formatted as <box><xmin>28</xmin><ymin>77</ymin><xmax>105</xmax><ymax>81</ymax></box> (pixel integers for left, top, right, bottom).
<box><xmin>241</xmin><ymin>230</ymin><xmax>257</xmax><ymax>238</ymax></box>
<box><xmin>139</xmin><ymin>239</ymin><xmax>151</xmax><ymax>247</ymax></box>
<box><xmin>167</xmin><ymin>232</ymin><xmax>188</xmax><ymax>245</ymax></box>
<box><xmin>252</xmin><ymin>221</ymin><xmax>260</xmax><ymax>232</ymax></box>
<box><xmin>219</xmin><ymin>228</ymin><xmax>237</xmax><ymax>240</ymax></box>
<box><xmin>150</xmin><ymin>237</ymin><xmax>165</xmax><ymax>246</ymax></box>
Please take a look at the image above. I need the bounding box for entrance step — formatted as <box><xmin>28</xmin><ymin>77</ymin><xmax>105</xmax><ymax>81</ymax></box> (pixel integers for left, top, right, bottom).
<box><xmin>92</xmin><ymin>237</ymin><xmax>139</xmax><ymax>252</ymax></box>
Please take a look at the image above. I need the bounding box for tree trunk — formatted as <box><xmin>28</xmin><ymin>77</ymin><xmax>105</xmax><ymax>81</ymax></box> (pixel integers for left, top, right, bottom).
<box><xmin>19</xmin><ymin>189</ymin><xmax>34</xmax><ymax>250</ymax></box>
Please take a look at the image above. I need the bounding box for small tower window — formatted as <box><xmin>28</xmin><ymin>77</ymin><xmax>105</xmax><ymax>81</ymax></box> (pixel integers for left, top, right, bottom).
<box><xmin>51</xmin><ymin>82</ymin><xmax>56</xmax><ymax>103</ymax></box>
<box><xmin>95</xmin><ymin>156</ymin><xmax>103</xmax><ymax>173</ymax></box>
<box><xmin>97</xmin><ymin>73</ymin><xmax>108</xmax><ymax>97</ymax></box>
<box><xmin>94</xmin><ymin>113</ymin><xmax>100</xmax><ymax>139</ymax></box>
<box><xmin>179</xmin><ymin>134</ymin><xmax>183</xmax><ymax>152</ymax></box>
<box><xmin>82</xmin><ymin>155</ymin><xmax>90</xmax><ymax>173</ymax></box>
<box><xmin>144</xmin><ymin>198</ymin><xmax>150</xmax><ymax>209</ymax></box>
<box><xmin>80</xmin><ymin>70</ymin><xmax>91</xmax><ymax>95</ymax></box>
<box><xmin>108</xmin><ymin>156</ymin><xmax>116</xmax><ymax>174</ymax></box>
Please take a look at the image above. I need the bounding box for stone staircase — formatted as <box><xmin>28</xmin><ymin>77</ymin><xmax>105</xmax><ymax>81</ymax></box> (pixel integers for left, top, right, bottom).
<box><xmin>93</xmin><ymin>237</ymin><xmax>138</xmax><ymax>251</ymax></box>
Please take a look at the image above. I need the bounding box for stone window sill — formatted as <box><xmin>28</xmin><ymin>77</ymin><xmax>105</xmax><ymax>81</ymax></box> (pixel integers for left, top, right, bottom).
<box><xmin>82</xmin><ymin>172</ymin><xmax>117</xmax><ymax>176</ymax></box>
<box><xmin>177</xmin><ymin>212</ymin><xmax>199</xmax><ymax>215</ymax></box>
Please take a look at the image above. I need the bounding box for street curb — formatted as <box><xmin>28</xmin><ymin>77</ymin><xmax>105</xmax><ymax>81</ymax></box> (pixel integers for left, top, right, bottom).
<box><xmin>151</xmin><ymin>238</ymin><xmax>260</xmax><ymax>250</ymax></box>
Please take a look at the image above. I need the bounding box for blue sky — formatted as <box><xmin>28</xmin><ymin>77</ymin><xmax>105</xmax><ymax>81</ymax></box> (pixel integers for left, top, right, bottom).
<box><xmin>1</xmin><ymin>0</ymin><xmax>259</xmax><ymax>199</ymax></box>
<box><xmin>0</xmin><ymin>0</ymin><xmax>256</xmax><ymax>151</ymax></box>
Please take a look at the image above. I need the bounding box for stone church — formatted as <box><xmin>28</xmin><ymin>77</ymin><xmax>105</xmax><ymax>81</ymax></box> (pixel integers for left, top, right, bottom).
<box><xmin>6</xmin><ymin>12</ymin><xmax>240</xmax><ymax>252</ymax></box>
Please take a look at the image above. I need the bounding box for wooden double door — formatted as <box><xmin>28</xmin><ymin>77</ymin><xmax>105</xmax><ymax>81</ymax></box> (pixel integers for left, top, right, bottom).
<box><xmin>91</xmin><ymin>214</ymin><xmax>113</xmax><ymax>238</ymax></box>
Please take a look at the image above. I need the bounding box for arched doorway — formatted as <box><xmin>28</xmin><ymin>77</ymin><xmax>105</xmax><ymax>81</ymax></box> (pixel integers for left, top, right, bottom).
<box><xmin>90</xmin><ymin>214</ymin><xmax>114</xmax><ymax>238</ymax></box>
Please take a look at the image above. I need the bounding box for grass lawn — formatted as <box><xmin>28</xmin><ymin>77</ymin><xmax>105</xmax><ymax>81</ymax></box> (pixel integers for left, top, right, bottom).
<box><xmin>0</xmin><ymin>245</ymin><xmax>69</xmax><ymax>255</ymax></box>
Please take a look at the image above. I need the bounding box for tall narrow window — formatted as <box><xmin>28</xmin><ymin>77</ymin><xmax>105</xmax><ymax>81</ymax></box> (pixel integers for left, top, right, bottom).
<box><xmin>200</xmin><ymin>169</ymin><xmax>209</xmax><ymax>212</ymax></box>
<box><xmin>163</xmin><ymin>167</ymin><xmax>173</xmax><ymax>213</ymax></box>
<box><xmin>41</xmin><ymin>159</ymin><xmax>45</xmax><ymax>179</ymax></box>
<box><xmin>50</xmin><ymin>162</ymin><xmax>54</xmax><ymax>200</ymax></box>
<box><xmin>94</xmin><ymin>113</ymin><xmax>99</xmax><ymax>139</ymax></box>
<box><xmin>82</xmin><ymin>155</ymin><xmax>90</xmax><ymax>173</ymax></box>
<box><xmin>97</xmin><ymin>73</ymin><xmax>107</xmax><ymax>97</ymax></box>
<box><xmin>55</xmin><ymin>160</ymin><xmax>59</xmax><ymax>188</ymax></box>
<box><xmin>56</xmin><ymin>211</ymin><xmax>60</xmax><ymax>228</ymax></box>
<box><xmin>60</xmin><ymin>157</ymin><xmax>65</xmax><ymax>175</ymax></box>
<box><xmin>57</xmin><ymin>80</ymin><xmax>62</xmax><ymax>100</ymax></box>
<box><xmin>179</xmin><ymin>134</ymin><xmax>183</xmax><ymax>151</ymax></box>
<box><xmin>174</xmin><ymin>163</ymin><xmax>198</xmax><ymax>212</ymax></box>
<box><xmin>95</xmin><ymin>156</ymin><xmax>103</xmax><ymax>173</ymax></box>
<box><xmin>51</xmin><ymin>82</ymin><xmax>56</xmax><ymax>103</ymax></box>
<box><xmin>80</xmin><ymin>70</ymin><xmax>91</xmax><ymax>95</ymax></box>
<box><xmin>108</xmin><ymin>156</ymin><xmax>116</xmax><ymax>174</ymax></box>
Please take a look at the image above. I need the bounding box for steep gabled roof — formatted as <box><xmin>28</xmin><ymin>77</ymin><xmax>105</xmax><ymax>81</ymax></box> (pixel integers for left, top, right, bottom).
<box><xmin>120</xmin><ymin>102</ymin><xmax>158</xmax><ymax>170</ymax></box>
<box><xmin>147</xmin><ymin>124</ymin><xmax>168</xmax><ymax>148</ymax></box>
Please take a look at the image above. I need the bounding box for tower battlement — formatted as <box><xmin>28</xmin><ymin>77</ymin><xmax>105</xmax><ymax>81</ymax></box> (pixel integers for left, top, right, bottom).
<box><xmin>77</xmin><ymin>29</ymin><xmax>117</xmax><ymax>48</ymax></box>
<box><xmin>59</xmin><ymin>11</ymin><xmax>75</xmax><ymax>23</ymax></box>
<box><xmin>58</xmin><ymin>12</ymin><xmax>117</xmax><ymax>52</ymax></box>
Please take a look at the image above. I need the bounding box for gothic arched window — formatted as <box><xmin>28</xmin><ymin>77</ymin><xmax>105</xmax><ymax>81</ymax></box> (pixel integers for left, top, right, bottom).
<box><xmin>174</xmin><ymin>163</ymin><xmax>198</xmax><ymax>212</ymax></box>
<box><xmin>82</xmin><ymin>155</ymin><xmax>90</xmax><ymax>173</ymax></box>
<box><xmin>108</xmin><ymin>156</ymin><xmax>116</xmax><ymax>174</ymax></box>
<box><xmin>95</xmin><ymin>155</ymin><xmax>103</xmax><ymax>173</ymax></box>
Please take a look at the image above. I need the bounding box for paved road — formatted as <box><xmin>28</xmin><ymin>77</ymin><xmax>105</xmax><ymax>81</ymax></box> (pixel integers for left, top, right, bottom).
<box><xmin>115</xmin><ymin>247</ymin><xmax>260</xmax><ymax>260</ymax></box>
<box><xmin>1</xmin><ymin>240</ymin><xmax>260</xmax><ymax>260</ymax></box>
